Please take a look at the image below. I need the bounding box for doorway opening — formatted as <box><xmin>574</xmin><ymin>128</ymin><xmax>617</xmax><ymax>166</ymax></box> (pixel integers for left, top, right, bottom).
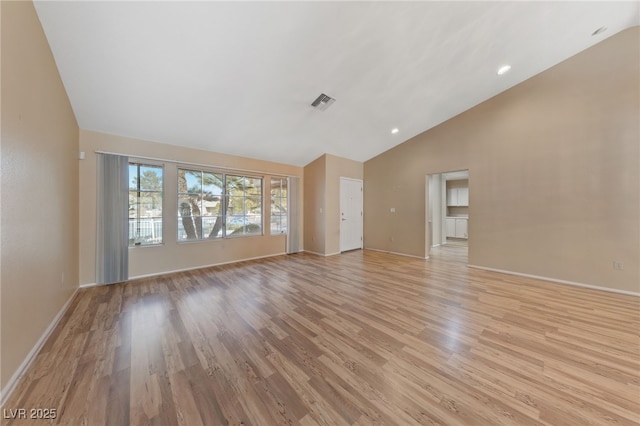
<box><xmin>426</xmin><ymin>170</ymin><xmax>469</xmax><ymax>262</ymax></box>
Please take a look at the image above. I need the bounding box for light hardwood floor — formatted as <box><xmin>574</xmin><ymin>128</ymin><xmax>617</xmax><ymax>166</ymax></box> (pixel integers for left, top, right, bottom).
<box><xmin>3</xmin><ymin>246</ymin><xmax>639</xmax><ymax>425</ymax></box>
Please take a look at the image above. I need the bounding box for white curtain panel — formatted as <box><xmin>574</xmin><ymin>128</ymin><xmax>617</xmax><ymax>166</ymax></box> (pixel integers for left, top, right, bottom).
<box><xmin>96</xmin><ymin>153</ymin><xmax>129</xmax><ymax>284</ymax></box>
<box><xmin>287</xmin><ymin>176</ymin><xmax>300</xmax><ymax>254</ymax></box>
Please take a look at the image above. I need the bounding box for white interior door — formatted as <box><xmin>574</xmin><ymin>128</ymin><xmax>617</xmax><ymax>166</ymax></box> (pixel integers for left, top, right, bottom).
<box><xmin>340</xmin><ymin>177</ymin><xmax>363</xmax><ymax>252</ymax></box>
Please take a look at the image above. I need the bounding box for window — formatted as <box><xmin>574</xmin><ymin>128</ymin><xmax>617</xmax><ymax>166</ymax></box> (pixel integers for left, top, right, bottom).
<box><xmin>270</xmin><ymin>177</ymin><xmax>287</xmax><ymax>234</ymax></box>
<box><xmin>178</xmin><ymin>169</ymin><xmax>224</xmax><ymax>240</ymax></box>
<box><xmin>177</xmin><ymin>169</ymin><xmax>262</xmax><ymax>241</ymax></box>
<box><xmin>129</xmin><ymin>163</ymin><xmax>163</xmax><ymax>246</ymax></box>
<box><xmin>226</xmin><ymin>175</ymin><xmax>262</xmax><ymax>237</ymax></box>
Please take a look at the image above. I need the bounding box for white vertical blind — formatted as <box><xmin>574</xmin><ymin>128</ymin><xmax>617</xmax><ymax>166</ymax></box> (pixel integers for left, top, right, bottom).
<box><xmin>287</xmin><ymin>176</ymin><xmax>300</xmax><ymax>254</ymax></box>
<box><xmin>96</xmin><ymin>153</ymin><xmax>129</xmax><ymax>284</ymax></box>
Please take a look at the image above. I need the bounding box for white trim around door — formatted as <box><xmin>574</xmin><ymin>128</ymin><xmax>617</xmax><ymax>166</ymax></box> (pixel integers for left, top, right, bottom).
<box><xmin>340</xmin><ymin>177</ymin><xmax>364</xmax><ymax>252</ymax></box>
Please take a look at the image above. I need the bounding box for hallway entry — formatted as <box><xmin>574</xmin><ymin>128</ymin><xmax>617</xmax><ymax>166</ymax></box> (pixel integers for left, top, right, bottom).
<box><xmin>427</xmin><ymin>170</ymin><xmax>469</xmax><ymax>258</ymax></box>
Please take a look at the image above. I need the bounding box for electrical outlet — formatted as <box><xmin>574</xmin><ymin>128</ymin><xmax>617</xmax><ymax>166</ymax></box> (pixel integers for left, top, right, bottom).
<box><xmin>390</xmin><ymin>207</ymin><xmax>396</xmax><ymax>213</ymax></box>
<box><xmin>613</xmin><ymin>261</ymin><xmax>624</xmax><ymax>271</ymax></box>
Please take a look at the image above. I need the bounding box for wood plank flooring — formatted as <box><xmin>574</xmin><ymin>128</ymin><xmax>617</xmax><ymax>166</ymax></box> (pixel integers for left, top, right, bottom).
<box><xmin>3</xmin><ymin>246</ymin><xmax>639</xmax><ymax>425</ymax></box>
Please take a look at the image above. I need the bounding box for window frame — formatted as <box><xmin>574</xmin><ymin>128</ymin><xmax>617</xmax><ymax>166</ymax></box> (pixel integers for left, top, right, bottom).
<box><xmin>270</xmin><ymin>176</ymin><xmax>288</xmax><ymax>235</ymax></box>
<box><xmin>224</xmin><ymin>174</ymin><xmax>264</xmax><ymax>239</ymax></box>
<box><xmin>176</xmin><ymin>166</ymin><xmax>264</xmax><ymax>242</ymax></box>
<box><xmin>177</xmin><ymin>169</ymin><xmax>225</xmax><ymax>241</ymax></box>
<box><xmin>128</xmin><ymin>160</ymin><xmax>164</xmax><ymax>247</ymax></box>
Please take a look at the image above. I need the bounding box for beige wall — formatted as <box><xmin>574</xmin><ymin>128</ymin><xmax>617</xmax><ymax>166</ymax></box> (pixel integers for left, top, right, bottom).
<box><xmin>365</xmin><ymin>27</ymin><xmax>640</xmax><ymax>293</ymax></box>
<box><xmin>1</xmin><ymin>2</ymin><xmax>3</xmax><ymax>390</ymax></box>
<box><xmin>303</xmin><ymin>154</ymin><xmax>363</xmax><ymax>255</ymax></box>
<box><xmin>1</xmin><ymin>1</ymin><xmax>79</xmax><ymax>390</ymax></box>
<box><xmin>79</xmin><ymin>130</ymin><xmax>303</xmax><ymax>284</ymax></box>
<box><xmin>303</xmin><ymin>155</ymin><xmax>326</xmax><ymax>254</ymax></box>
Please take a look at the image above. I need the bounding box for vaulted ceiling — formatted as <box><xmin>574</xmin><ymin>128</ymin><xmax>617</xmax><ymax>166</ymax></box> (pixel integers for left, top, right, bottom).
<box><xmin>34</xmin><ymin>1</ymin><xmax>640</xmax><ymax>166</ymax></box>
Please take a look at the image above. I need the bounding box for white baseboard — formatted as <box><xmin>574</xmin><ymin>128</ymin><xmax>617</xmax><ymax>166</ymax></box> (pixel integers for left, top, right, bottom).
<box><xmin>303</xmin><ymin>250</ymin><xmax>341</xmax><ymax>257</ymax></box>
<box><xmin>467</xmin><ymin>264</ymin><xmax>640</xmax><ymax>297</ymax></box>
<box><xmin>79</xmin><ymin>282</ymin><xmax>99</xmax><ymax>289</ymax></box>
<box><xmin>0</xmin><ymin>288</ymin><xmax>79</xmax><ymax>406</ymax></box>
<box><xmin>79</xmin><ymin>252</ymin><xmax>288</xmax><ymax>287</ymax></box>
<box><xmin>365</xmin><ymin>247</ymin><xmax>428</xmax><ymax>260</ymax></box>
<box><xmin>130</xmin><ymin>252</ymin><xmax>287</xmax><ymax>280</ymax></box>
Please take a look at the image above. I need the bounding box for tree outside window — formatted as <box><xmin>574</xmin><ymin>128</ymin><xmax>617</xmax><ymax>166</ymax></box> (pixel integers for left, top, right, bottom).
<box><xmin>178</xmin><ymin>169</ymin><xmax>262</xmax><ymax>241</ymax></box>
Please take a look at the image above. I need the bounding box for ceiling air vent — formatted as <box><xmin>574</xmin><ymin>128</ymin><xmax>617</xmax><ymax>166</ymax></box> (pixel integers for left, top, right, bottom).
<box><xmin>311</xmin><ymin>93</ymin><xmax>336</xmax><ymax>111</ymax></box>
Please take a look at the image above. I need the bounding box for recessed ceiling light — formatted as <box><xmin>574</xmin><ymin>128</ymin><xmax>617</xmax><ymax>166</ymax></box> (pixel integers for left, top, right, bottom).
<box><xmin>391</xmin><ymin>128</ymin><xmax>399</xmax><ymax>134</ymax></box>
<box><xmin>497</xmin><ymin>65</ymin><xmax>511</xmax><ymax>75</ymax></box>
<box><xmin>592</xmin><ymin>26</ymin><xmax>607</xmax><ymax>36</ymax></box>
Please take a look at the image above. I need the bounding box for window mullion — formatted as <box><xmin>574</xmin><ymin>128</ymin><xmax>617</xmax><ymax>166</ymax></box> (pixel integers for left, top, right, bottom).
<box><xmin>222</xmin><ymin>174</ymin><xmax>227</xmax><ymax>237</ymax></box>
<box><xmin>137</xmin><ymin>165</ymin><xmax>141</xmax><ymax>236</ymax></box>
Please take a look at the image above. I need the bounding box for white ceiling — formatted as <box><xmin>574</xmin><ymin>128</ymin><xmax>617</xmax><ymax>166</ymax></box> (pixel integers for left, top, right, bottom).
<box><xmin>34</xmin><ymin>1</ymin><xmax>639</xmax><ymax>167</ymax></box>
